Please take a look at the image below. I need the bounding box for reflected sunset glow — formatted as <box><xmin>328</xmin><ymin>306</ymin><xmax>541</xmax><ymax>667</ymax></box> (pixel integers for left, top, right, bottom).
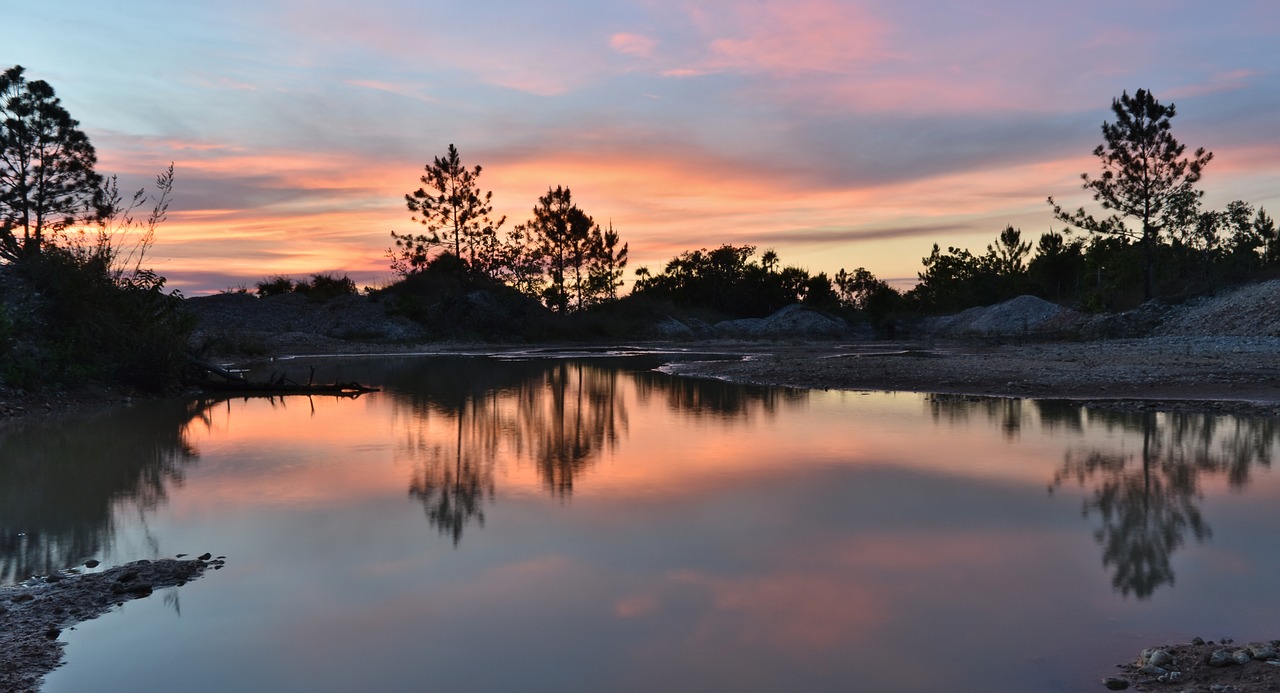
<box><xmin>9</xmin><ymin>354</ymin><xmax>1280</xmax><ymax>691</ymax></box>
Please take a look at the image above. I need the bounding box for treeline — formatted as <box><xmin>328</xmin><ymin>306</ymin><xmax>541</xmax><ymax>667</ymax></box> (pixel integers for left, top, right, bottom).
<box><xmin>904</xmin><ymin>88</ymin><xmax>1276</xmax><ymax>315</ymax></box>
<box><xmin>381</xmin><ymin>146</ymin><xmax>887</xmax><ymax>325</ymax></box>
<box><xmin>392</xmin><ymin>88</ymin><xmax>1272</xmax><ymax>331</ymax></box>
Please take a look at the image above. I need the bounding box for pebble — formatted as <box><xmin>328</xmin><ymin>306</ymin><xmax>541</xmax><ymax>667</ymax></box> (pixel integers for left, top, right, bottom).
<box><xmin>1102</xmin><ymin>676</ymin><xmax>1129</xmax><ymax>690</ymax></box>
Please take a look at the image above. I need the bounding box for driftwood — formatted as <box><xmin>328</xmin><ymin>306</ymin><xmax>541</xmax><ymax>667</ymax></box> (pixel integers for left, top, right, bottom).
<box><xmin>187</xmin><ymin>359</ymin><xmax>380</xmax><ymax>396</ymax></box>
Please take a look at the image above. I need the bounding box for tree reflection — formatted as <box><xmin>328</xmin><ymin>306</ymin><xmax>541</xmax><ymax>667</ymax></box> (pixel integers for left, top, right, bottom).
<box><xmin>927</xmin><ymin>394</ymin><xmax>1025</xmax><ymax>439</ymax></box>
<box><xmin>387</xmin><ymin>355</ymin><xmax>807</xmax><ymax>542</ymax></box>
<box><xmin>407</xmin><ymin>412</ymin><xmax>494</xmax><ymax>546</ymax></box>
<box><xmin>632</xmin><ymin>368</ymin><xmax>806</xmax><ymax>419</ymax></box>
<box><xmin>520</xmin><ymin>362</ymin><xmax>625</xmax><ymax>498</ymax></box>
<box><xmin>0</xmin><ymin>399</ymin><xmax>210</xmax><ymax>584</ymax></box>
<box><xmin>1051</xmin><ymin>407</ymin><xmax>1277</xmax><ymax>599</ymax></box>
<box><xmin>927</xmin><ymin>395</ymin><xmax>1279</xmax><ymax>599</ymax></box>
<box><xmin>393</xmin><ymin>359</ymin><xmax>627</xmax><ymax>519</ymax></box>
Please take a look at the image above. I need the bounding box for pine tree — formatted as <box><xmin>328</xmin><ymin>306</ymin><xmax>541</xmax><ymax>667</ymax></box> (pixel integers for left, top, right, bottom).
<box><xmin>1050</xmin><ymin>89</ymin><xmax>1212</xmax><ymax>301</ymax></box>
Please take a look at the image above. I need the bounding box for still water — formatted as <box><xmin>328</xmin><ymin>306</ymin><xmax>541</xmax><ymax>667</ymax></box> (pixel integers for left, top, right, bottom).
<box><xmin>5</xmin><ymin>352</ymin><xmax>1280</xmax><ymax>692</ymax></box>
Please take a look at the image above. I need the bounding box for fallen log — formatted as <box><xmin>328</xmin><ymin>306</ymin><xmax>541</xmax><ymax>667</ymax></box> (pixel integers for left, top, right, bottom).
<box><xmin>186</xmin><ymin>358</ymin><xmax>380</xmax><ymax>396</ymax></box>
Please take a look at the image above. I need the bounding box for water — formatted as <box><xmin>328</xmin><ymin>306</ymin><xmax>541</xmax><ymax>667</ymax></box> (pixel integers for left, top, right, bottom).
<box><xmin>5</xmin><ymin>353</ymin><xmax>1280</xmax><ymax>692</ymax></box>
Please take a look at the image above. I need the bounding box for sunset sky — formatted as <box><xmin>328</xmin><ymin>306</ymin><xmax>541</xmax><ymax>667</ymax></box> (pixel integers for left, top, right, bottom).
<box><xmin>11</xmin><ymin>1</ymin><xmax>1280</xmax><ymax>294</ymax></box>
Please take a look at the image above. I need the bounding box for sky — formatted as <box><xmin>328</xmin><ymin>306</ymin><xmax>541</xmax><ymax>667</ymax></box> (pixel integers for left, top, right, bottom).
<box><xmin>9</xmin><ymin>1</ymin><xmax>1280</xmax><ymax>294</ymax></box>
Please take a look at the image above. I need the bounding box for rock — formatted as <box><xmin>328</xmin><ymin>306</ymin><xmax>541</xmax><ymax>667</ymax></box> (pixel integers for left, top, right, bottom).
<box><xmin>1139</xmin><ymin>648</ymin><xmax>1174</xmax><ymax>668</ymax></box>
<box><xmin>1207</xmin><ymin>649</ymin><xmax>1234</xmax><ymax>667</ymax></box>
<box><xmin>1102</xmin><ymin>676</ymin><xmax>1129</xmax><ymax>690</ymax></box>
<box><xmin>1192</xmin><ymin>636</ymin><xmax>1205</xmax><ymax>645</ymax></box>
<box><xmin>1247</xmin><ymin>642</ymin><xmax>1277</xmax><ymax>660</ymax></box>
<box><xmin>198</xmin><ymin>552</ymin><xmax>212</xmax><ymax>561</ymax></box>
<box><xmin>84</xmin><ymin>559</ymin><xmax>100</xmax><ymax>568</ymax></box>
<box><xmin>44</xmin><ymin>573</ymin><xmax>63</xmax><ymax>583</ymax></box>
<box><xmin>1231</xmin><ymin>649</ymin><xmax>1251</xmax><ymax>665</ymax></box>
<box><xmin>1137</xmin><ymin>664</ymin><xmax>1167</xmax><ymax>676</ymax></box>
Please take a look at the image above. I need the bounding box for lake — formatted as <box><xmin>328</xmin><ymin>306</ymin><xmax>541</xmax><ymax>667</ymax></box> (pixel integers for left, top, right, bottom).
<box><xmin>5</xmin><ymin>351</ymin><xmax>1280</xmax><ymax>692</ymax></box>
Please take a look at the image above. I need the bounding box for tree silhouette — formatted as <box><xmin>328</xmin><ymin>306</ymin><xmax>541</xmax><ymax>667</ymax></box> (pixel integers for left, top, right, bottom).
<box><xmin>586</xmin><ymin>221</ymin><xmax>628</xmax><ymax>303</ymax></box>
<box><xmin>527</xmin><ymin>185</ymin><xmax>600</xmax><ymax>312</ymax></box>
<box><xmin>391</xmin><ymin>144</ymin><xmax>505</xmax><ymax>275</ymax></box>
<box><xmin>1050</xmin><ymin>89</ymin><xmax>1213</xmax><ymax>301</ymax></box>
<box><xmin>0</xmin><ymin>65</ymin><xmax>105</xmax><ymax>261</ymax></box>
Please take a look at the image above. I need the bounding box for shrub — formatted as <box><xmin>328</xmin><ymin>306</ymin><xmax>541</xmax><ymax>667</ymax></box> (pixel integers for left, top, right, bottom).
<box><xmin>256</xmin><ymin>276</ymin><xmax>294</xmax><ymax>297</ymax></box>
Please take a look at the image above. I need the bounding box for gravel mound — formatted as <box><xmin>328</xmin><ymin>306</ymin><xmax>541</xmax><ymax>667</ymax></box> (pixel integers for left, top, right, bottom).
<box><xmin>1155</xmin><ymin>279</ymin><xmax>1280</xmax><ymax>337</ymax></box>
<box><xmin>716</xmin><ymin>305</ymin><xmax>851</xmax><ymax>339</ymax></box>
<box><xmin>922</xmin><ymin>295</ymin><xmax>1079</xmax><ymax>337</ymax></box>
<box><xmin>184</xmin><ymin>292</ymin><xmax>428</xmax><ymax>353</ymax></box>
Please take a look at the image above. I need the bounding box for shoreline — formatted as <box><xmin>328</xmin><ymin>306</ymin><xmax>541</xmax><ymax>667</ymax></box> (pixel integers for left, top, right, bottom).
<box><xmin>656</xmin><ymin>337</ymin><xmax>1280</xmax><ymax>416</ymax></box>
<box><xmin>0</xmin><ymin>557</ymin><xmax>222</xmax><ymax>693</ymax></box>
<box><xmin>6</xmin><ymin>335</ymin><xmax>1280</xmax><ymax>423</ymax></box>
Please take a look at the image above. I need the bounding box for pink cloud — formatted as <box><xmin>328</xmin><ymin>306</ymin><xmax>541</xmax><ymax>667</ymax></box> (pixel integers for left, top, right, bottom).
<box><xmin>1164</xmin><ymin>70</ymin><xmax>1264</xmax><ymax>100</ymax></box>
<box><xmin>671</xmin><ymin>0</ymin><xmax>889</xmax><ymax>76</ymax></box>
<box><xmin>611</xmin><ymin>32</ymin><xmax>658</xmax><ymax>58</ymax></box>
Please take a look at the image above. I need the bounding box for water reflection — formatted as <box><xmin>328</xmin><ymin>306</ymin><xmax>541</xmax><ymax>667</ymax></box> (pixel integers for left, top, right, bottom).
<box><xmin>929</xmin><ymin>395</ymin><xmax>1026</xmax><ymax>439</ymax></box>
<box><xmin>390</xmin><ymin>356</ymin><xmax>804</xmax><ymax>542</ymax></box>
<box><xmin>929</xmin><ymin>395</ymin><xmax>1280</xmax><ymax>598</ymax></box>
<box><xmin>1055</xmin><ymin>409</ymin><xmax>1278</xmax><ymax>598</ymax></box>
<box><xmin>0</xmin><ymin>401</ymin><xmax>204</xmax><ymax>583</ymax></box>
<box><xmin>633</xmin><ymin>368</ymin><xmax>807</xmax><ymax>418</ymax></box>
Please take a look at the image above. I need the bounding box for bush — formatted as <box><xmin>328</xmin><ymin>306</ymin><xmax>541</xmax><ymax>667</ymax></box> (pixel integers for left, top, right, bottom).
<box><xmin>3</xmin><ymin>248</ymin><xmax>194</xmax><ymax>392</ymax></box>
<box><xmin>256</xmin><ymin>276</ymin><xmax>294</xmax><ymax>297</ymax></box>
<box><xmin>298</xmin><ymin>273</ymin><xmax>357</xmax><ymax>301</ymax></box>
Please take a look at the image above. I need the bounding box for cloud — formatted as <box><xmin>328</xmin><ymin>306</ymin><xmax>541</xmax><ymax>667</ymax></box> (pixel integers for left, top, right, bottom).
<box><xmin>611</xmin><ymin>32</ymin><xmax>658</xmax><ymax>58</ymax></box>
<box><xmin>1164</xmin><ymin>70</ymin><xmax>1264</xmax><ymax>100</ymax></box>
<box><xmin>674</xmin><ymin>0</ymin><xmax>888</xmax><ymax>76</ymax></box>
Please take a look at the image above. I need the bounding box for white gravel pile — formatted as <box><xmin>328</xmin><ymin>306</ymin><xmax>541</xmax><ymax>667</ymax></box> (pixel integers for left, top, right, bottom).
<box><xmin>923</xmin><ymin>295</ymin><xmax>1076</xmax><ymax>337</ymax></box>
<box><xmin>1155</xmin><ymin>280</ymin><xmax>1280</xmax><ymax>337</ymax></box>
